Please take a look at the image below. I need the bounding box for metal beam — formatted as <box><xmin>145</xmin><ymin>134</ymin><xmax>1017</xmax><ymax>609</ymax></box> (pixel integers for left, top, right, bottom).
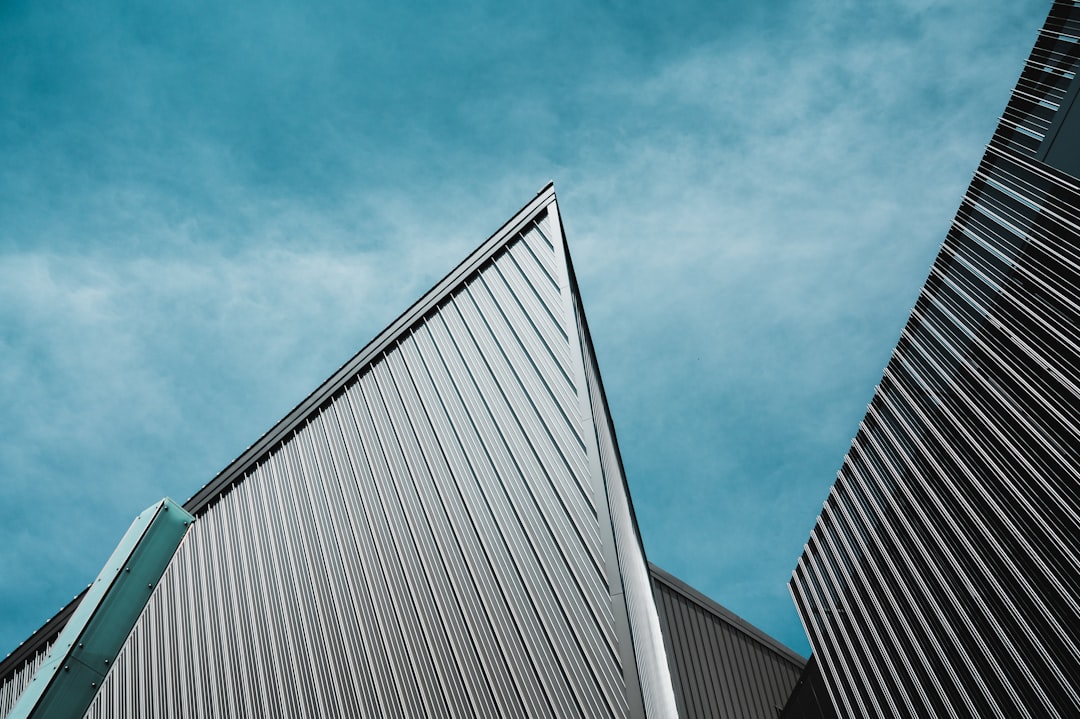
<box><xmin>8</xmin><ymin>498</ymin><xmax>193</xmax><ymax>719</ymax></box>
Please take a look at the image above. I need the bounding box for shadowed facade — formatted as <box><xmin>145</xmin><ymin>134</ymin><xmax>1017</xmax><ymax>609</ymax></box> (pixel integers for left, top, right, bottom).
<box><xmin>790</xmin><ymin>3</ymin><xmax>1080</xmax><ymax>716</ymax></box>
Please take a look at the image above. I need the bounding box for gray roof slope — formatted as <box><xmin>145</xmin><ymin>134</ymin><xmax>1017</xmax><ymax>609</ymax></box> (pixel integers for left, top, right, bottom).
<box><xmin>650</xmin><ymin>563</ymin><xmax>805</xmax><ymax>719</ymax></box>
<box><xmin>0</xmin><ymin>183</ymin><xmax>560</xmax><ymax>686</ymax></box>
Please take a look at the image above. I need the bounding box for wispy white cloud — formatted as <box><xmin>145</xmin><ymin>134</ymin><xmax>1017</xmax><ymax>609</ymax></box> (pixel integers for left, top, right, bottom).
<box><xmin>0</xmin><ymin>0</ymin><xmax>1054</xmax><ymax>658</ymax></box>
<box><xmin>0</xmin><ymin>243</ymin><xmax>445</xmax><ymax>635</ymax></box>
<box><xmin>540</xmin><ymin>0</ymin><xmax>1050</xmax><ymax>648</ymax></box>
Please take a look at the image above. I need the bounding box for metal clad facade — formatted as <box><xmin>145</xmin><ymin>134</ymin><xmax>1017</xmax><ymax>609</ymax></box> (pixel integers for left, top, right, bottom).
<box><xmin>561</xmin><ymin>200</ymin><xmax>680</xmax><ymax>719</ymax></box>
<box><xmin>67</xmin><ymin>193</ymin><xmax>678</xmax><ymax>718</ymax></box>
<box><xmin>0</xmin><ymin>646</ymin><xmax>50</xmax><ymax>719</ymax></box>
<box><xmin>790</xmin><ymin>3</ymin><xmax>1080</xmax><ymax>717</ymax></box>
<box><xmin>650</xmin><ymin>566</ymin><xmax>804</xmax><ymax>719</ymax></box>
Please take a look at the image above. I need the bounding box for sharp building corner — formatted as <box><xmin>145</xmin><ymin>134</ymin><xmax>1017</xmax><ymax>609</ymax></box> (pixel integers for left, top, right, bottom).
<box><xmin>789</xmin><ymin>2</ymin><xmax>1080</xmax><ymax>716</ymax></box>
<box><xmin>5</xmin><ymin>185</ymin><xmax>806</xmax><ymax>719</ymax></box>
<box><xmin>3</xmin><ymin>3</ymin><xmax>1080</xmax><ymax>718</ymax></box>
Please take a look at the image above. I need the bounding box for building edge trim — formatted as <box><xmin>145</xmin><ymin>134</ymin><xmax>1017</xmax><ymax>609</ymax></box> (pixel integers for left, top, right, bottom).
<box><xmin>649</xmin><ymin>563</ymin><xmax>807</xmax><ymax>668</ymax></box>
<box><xmin>558</xmin><ymin>205</ymin><xmax>680</xmax><ymax>718</ymax></box>
<box><xmin>184</xmin><ymin>183</ymin><xmax>558</xmax><ymax>515</ymax></box>
<box><xmin>1</xmin><ymin>183</ymin><xmax>559</xmax><ymax>686</ymax></box>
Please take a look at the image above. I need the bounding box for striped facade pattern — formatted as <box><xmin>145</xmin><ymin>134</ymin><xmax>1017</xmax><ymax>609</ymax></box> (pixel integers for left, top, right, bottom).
<box><xmin>790</xmin><ymin>3</ymin><xmax>1080</xmax><ymax>718</ymax></box>
<box><xmin>650</xmin><ymin>566</ymin><xmax>804</xmax><ymax>719</ymax></box>
<box><xmin>995</xmin><ymin>3</ymin><xmax>1080</xmax><ymax>160</ymax></box>
<box><xmin>0</xmin><ymin>645</ymin><xmax>50</xmax><ymax>719</ymax></box>
<box><xmin>33</xmin><ymin>190</ymin><xmax>679</xmax><ymax>718</ymax></box>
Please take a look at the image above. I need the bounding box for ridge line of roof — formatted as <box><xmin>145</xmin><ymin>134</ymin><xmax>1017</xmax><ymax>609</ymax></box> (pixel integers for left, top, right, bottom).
<box><xmin>2</xmin><ymin>185</ymin><xmax>560</xmax><ymax>682</ymax></box>
<box><xmin>648</xmin><ymin>562</ymin><xmax>807</xmax><ymax>667</ymax></box>
<box><xmin>0</xmin><ymin>589</ymin><xmax>84</xmax><ymax>684</ymax></box>
<box><xmin>184</xmin><ymin>184</ymin><xmax>558</xmax><ymax>514</ymax></box>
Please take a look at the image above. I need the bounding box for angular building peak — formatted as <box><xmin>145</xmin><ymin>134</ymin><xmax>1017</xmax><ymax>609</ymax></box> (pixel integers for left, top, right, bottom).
<box><xmin>2</xmin><ymin>185</ymin><xmax>687</xmax><ymax>718</ymax></box>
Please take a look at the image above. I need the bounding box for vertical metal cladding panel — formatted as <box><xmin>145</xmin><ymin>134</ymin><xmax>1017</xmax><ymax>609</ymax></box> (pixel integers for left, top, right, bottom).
<box><xmin>559</xmin><ymin>200</ymin><xmax>679</xmax><ymax>718</ymax></box>
<box><xmin>791</xmin><ymin>3</ymin><xmax>1080</xmax><ymax>718</ymax></box>
<box><xmin>649</xmin><ymin>566</ymin><xmax>805</xmax><ymax>719</ymax></box>
<box><xmin>581</xmin><ymin>348</ymin><xmax>678</xmax><ymax>719</ymax></box>
<box><xmin>81</xmin><ymin>203</ymin><xmax>641</xmax><ymax>717</ymax></box>
<box><xmin>0</xmin><ymin>645</ymin><xmax>51</xmax><ymax>719</ymax></box>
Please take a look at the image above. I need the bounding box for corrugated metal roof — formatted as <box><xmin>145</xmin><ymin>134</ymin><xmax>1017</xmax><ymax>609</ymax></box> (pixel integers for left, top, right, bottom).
<box><xmin>0</xmin><ymin>182</ymin><xmax>566</xmax><ymax>692</ymax></box>
<box><xmin>650</xmin><ymin>563</ymin><xmax>805</xmax><ymax>719</ymax></box>
<box><xmin>4</xmin><ymin>187</ymin><xmax>816</xmax><ymax>718</ymax></box>
<box><xmin>5</xmin><ymin>186</ymin><xmax>683</xmax><ymax>718</ymax></box>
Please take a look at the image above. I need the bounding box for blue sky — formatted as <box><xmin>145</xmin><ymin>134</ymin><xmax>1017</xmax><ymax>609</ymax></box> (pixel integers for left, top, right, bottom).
<box><xmin>0</xmin><ymin>0</ymin><xmax>1051</xmax><ymax>659</ymax></box>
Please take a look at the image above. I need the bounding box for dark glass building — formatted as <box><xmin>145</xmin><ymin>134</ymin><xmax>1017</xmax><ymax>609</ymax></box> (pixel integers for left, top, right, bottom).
<box><xmin>790</xmin><ymin>2</ymin><xmax>1080</xmax><ymax>716</ymax></box>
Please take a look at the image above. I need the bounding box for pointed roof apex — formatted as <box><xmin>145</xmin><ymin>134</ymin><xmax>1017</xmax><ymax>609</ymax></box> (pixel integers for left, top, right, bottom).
<box><xmin>185</xmin><ymin>188</ymin><xmax>561</xmax><ymax>514</ymax></box>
